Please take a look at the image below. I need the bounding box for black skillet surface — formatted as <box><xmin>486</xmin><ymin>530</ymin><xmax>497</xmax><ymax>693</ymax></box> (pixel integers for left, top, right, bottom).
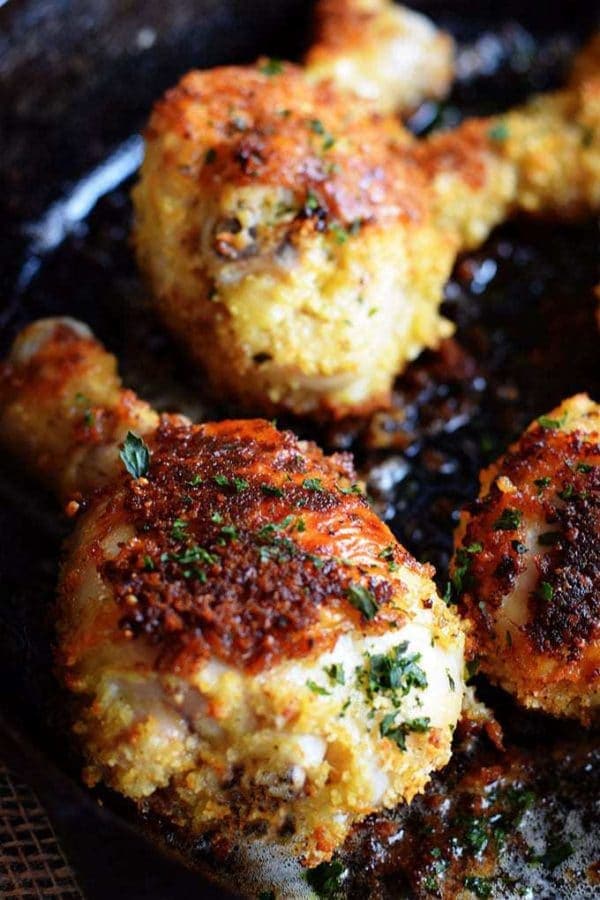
<box><xmin>0</xmin><ymin>1</ymin><xmax>599</xmax><ymax>897</ymax></box>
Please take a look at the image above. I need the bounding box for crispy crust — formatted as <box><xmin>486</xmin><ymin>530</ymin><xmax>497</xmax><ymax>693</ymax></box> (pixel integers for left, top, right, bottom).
<box><xmin>62</xmin><ymin>417</ymin><xmax>430</xmax><ymax>674</ymax></box>
<box><xmin>146</xmin><ymin>62</ymin><xmax>422</xmax><ymax>227</ymax></box>
<box><xmin>455</xmin><ymin>395</ymin><xmax>600</xmax><ymax>723</ymax></box>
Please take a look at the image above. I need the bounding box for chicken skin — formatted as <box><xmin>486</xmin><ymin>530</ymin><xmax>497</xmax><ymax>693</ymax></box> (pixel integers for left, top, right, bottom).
<box><xmin>453</xmin><ymin>395</ymin><xmax>600</xmax><ymax>725</ymax></box>
<box><xmin>133</xmin><ymin>43</ymin><xmax>600</xmax><ymax>419</ymax></box>
<box><xmin>133</xmin><ymin>63</ymin><xmax>456</xmax><ymax>418</ymax></box>
<box><xmin>0</xmin><ymin>318</ymin><xmax>465</xmax><ymax>865</ymax></box>
<box><xmin>304</xmin><ymin>0</ymin><xmax>455</xmax><ymax>115</ymax></box>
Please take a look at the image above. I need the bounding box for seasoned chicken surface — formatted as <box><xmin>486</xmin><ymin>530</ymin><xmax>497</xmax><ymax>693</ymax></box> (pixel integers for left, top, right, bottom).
<box><xmin>305</xmin><ymin>0</ymin><xmax>455</xmax><ymax>114</ymax></box>
<box><xmin>453</xmin><ymin>395</ymin><xmax>600</xmax><ymax>725</ymax></box>
<box><xmin>0</xmin><ymin>318</ymin><xmax>466</xmax><ymax>866</ymax></box>
<box><xmin>133</xmin><ymin>63</ymin><xmax>456</xmax><ymax>418</ymax></box>
<box><xmin>133</xmin><ymin>44</ymin><xmax>600</xmax><ymax>418</ymax></box>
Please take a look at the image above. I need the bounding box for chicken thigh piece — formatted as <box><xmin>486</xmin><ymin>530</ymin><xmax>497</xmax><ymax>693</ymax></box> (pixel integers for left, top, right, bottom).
<box><xmin>453</xmin><ymin>395</ymin><xmax>600</xmax><ymax>725</ymax></box>
<box><xmin>304</xmin><ymin>0</ymin><xmax>455</xmax><ymax>115</ymax></box>
<box><xmin>133</xmin><ymin>63</ymin><xmax>456</xmax><ymax>419</ymax></box>
<box><xmin>0</xmin><ymin>318</ymin><xmax>466</xmax><ymax>865</ymax></box>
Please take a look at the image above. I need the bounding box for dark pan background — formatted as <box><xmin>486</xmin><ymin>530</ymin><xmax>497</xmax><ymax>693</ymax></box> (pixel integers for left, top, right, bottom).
<box><xmin>1</xmin><ymin>1</ymin><xmax>599</xmax><ymax>898</ymax></box>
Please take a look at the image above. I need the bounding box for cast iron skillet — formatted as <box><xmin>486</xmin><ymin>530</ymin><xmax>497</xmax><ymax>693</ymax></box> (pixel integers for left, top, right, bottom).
<box><xmin>0</xmin><ymin>1</ymin><xmax>599</xmax><ymax>897</ymax></box>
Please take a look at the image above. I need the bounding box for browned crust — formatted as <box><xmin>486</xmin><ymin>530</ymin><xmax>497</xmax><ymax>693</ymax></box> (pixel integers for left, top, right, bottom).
<box><xmin>98</xmin><ymin>418</ymin><xmax>417</xmax><ymax>672</ymax></box>
<box><xmin>459</xmin><ymin>425</ymin><xmax>600</xmax><ymax>662</ymax></box>
<box><xmin>145</xmin><ymin>62</ymin><xmax>424</xmax><ymax>228</ymax></box>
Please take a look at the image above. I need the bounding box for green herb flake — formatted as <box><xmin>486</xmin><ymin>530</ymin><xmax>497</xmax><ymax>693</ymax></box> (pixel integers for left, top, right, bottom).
<box><xmin>328</xmin><ymin>222</ymin><xmax>348</xmax><ymax>244</ymax></box>
<box><xmin>119</xmin><ymin>432</ymin><xmax>150</xmax><ymax>479</ymax></box>
<box><xmin>220</xmin><ymin>524</ymin><xmax>239</xmax><ymax>541</ymax></box>
<box><xmin>170</xmin><ymin>518</ymin><xmax>189</xmax><ymax>541</ymax></box>
<box><xmin>213</xmin><ymin>474</ymin><xmax>230</xmax><ymax>488</ymax></box>
<box><xmin>307</xmin><ymin>680</ymin><xmax>330</xmax><ymax>696</ymax></box>
<box><xmin>260</xmin><ymin>58</ymin><xmax>283</xmax><ymax>77</ymax></box>
<box><xmin>538</xmin><ymin>581</ymin><xmax>554</xmax><ymax>601</ymax></box>
<box><xmin>143</xmin><ymin>555</ymin><xmax>155</xmax><ymax>571</ymax></box>
<box><xmin>305</xmin><ymin>859</ymin><xmax>346</xmax><ymax>898</ymax></box>
<box><xmin>488</xmin><ymin>121</ymin><xmax>509</xmax><ymax>142</ymax></box>
<box><xmin>379</xmin><ymin>714</ymin><xmax>430</xmax><ymax>751</ymax></box>
<box><xmin>303</xmin><ymin>477</ymin><xmax>324</xmax><ymax>492</ymax></box>
<box><xmin>261</xmin><ymin>483</ymin><xmax>284</xmax><ymax>498</ymax></box>
<box><xmin>346</xmin><ymin>583</ymin><xmax>379</xmax><ymax>620</ymax></box>
<box><xmin>211</xmin><ymin>511</ymin><xmax>224</xmax><ymax>524</ymax></box>
<box><xmin>538</xmin><ymin>414</ymin><xmax>565</xmax><ymax>430</ymax></box>
<box><xmin>325</xmin><ymin>663</ymin><xmax>345</xmax><ymax>686</ymax></box>
<box><xmin>493</xmin><ymin>508</ymin><xmax>522</xmax><ymax>531</ymax></box>
<box><xmin>534</xmin><ymin>476</ymin><xmax>551</xmax><ymax>491</ymax></box>
<box><xmin>306</xmin><ymin>190</ymin><xmax>320</xmax><ymax>211</ymax></box>
<box><xmin>463</xmin><ymin>875</ymin><xmax>493</xmax><ymax>898</ymax></box>
<box><xmin>576</xmin><ymin>462</ymin><xmax>593</xmax><ymax>473</ymax></box>
<box><xmin>558</xmin><ymin>483</ymin><xmax>574</xmax><ymax>500</ymax></box>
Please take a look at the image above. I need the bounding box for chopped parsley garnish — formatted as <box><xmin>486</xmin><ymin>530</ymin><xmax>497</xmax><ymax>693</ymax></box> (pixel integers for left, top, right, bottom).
<box><xmin>120</xmin><ymin>432</ymin><xmax>150</xmax><ymax>479</ymax></box>
<box><xmin>306</xmin><ymin>190</ymin><xmax>320</xmax><ymax>211</ymax></box>
<box><xmin>303</xmin><ymin>477</ymin><xmax>324</xmax><ymax>492</ymax></box>
<box><xmin>576</xmin><ymin>462</ymin><xmax>593</xmax><ymax>473</ymax></box>
<box><xmin>488</xmin><ymin>121</ymin><xmax>509</xmax><ymax>142</ymax></box>
<box><xmin>558</xmin><ymin>483</ymin><xmax>574</xmax><ymax>500</ymax></box>
<box><xmin>446</xmin><ymin>669</ymin><xmax>456</xmax><ymax>691</ymax></box>
<box><xmin>538</xmin><ymin>414</ymin><xmax>566</xmax><ymax>430</ymax></box>
<box><xmin>260</xmin><ymin>57</ymin><xmax>283</xmax><ymax>76</ymax></box>
<box><xmin>328</xmin><ymin>222</ymin><xmax>349</xmax><ymax>244</ymax></box>
<box><xmin>256</xmin><ymin>515</ymin><xmax>295</xmax><ymax>540</ymax></box>
<box><xmin>220</xmin><ymin>524</ymin><xmax>239</xmax><ymax>541</ymax></box>
<box><xmin>233</xmin><ymin>476</ymin><xmax>249</xmax><ymax>492</ymax></box>
<box><xmin>346</xmin><ymin>583</ymin><xmax>378</xmax><ymax>620</ymax></box>
<box><xmin>450</xmin><ymin>542</ymin><xmax>482</xmax><ymax>599</ymax></box>
<box><xmin>172</xmin><ymin>544</ymin><xmax>218</xmax><ymax>566</ymax></box>
<box><xmin>143</xmin><ymin>555</ymin><xmax>155</xmax><ymax>571</ymax></box>
<box><xmin>360</xmin><ymin>642</ymin><xmax>427</xmax><ymax>702</ymax></box>
<box><xmin>466</xmin><ymin>658</ymin><xmax>480</xmax><ymax>680</ymax></box>
<box><xmin>309</xmin><ymin>118</ymin><xmax>325</xmax><ymax>135</ymax></box>
<box><xmin>339</xmin><ymin>482</ymin><xmax>363</xmax><ymax>495</ymax></box>
<box><xmin>260</xmin><ymin>483</ymin><xmax>284</xmax><ymax>497</ymax></box>
<box><xmin>534</xmin><ymin>476</ymin><xmax>551</xmax><ymax>490</ymax></box>
<box><xmin>187</xmin><ymin>474</ymin><xmax>203</xmax><ymax>486</ymax></box>
<box><xmin>211</xmin><ymin>511</ymin><xmax>223</xmax><ymax>524</ymax></box>
<box><xmin>463</xmin><ymin>875</ymin><xmax>493</xmax><ymax>898</ymax></box>
<box><xmin>171</xmin><ymin>518</ymin><xmax>189</xmax><ymax>540</ymax></box>
<box><xmin>493</xmin><ymin>508</ymin><xmax>522</xmax><ymax>531</ymax></box>
<box><xmin>213</xmin><ymin>474</ymin><xmax>229</xmax><ymax>488</ymax></box>
<box><xmin>307</xmin><ymin>680</ymin><xmax>330</xmax><ymax>696</ymax></box>
<box><xmin>380</xmin><ymin>714</ymin><xmax>430</xmax><ymax>751</ymax></box>
<box><xmin>305</xmin><ymin>859</ymin><xmax>347</xmax><ymax>898</ymax></box>
<box><xmin>325</xmin><ymin>663</ymin><xmax>345</xmax><ymax>685</ymax></box>
<box><xmin>538</xmin><ymin>581</ymin><xmax>554</xmax><ymax>601</ymax></box>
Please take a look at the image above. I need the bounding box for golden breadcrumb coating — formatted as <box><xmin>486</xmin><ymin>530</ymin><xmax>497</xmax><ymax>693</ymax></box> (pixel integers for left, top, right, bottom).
<box><xmin>133</xmin><ymin>41</ymin><xmax>600</xmax><ymax>419</ymax></box>
<box><xmin>133</xmin><ymin>62</ymin><xmax>456</xmax><ymax>418</ymax></box>
<box><xmin>0</xmin><ymin>318</ymin><xmax>465</xmax><ymax>866</ymax></box>
<box><xmin>305</xmin><ymin>0</ymin><xmax>454</xmax><ymax>114</ymax></box>
<box><xmin>453</xmin><ymin>395</ymin><xmax>600</xmax><ymax>725</ymax></box>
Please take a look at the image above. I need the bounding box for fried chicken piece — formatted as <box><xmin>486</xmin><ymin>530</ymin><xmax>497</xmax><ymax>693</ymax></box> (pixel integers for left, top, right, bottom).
<box><xmin>133</xmin><ymin>63</ymin><xmax>456</xmax><ymax>418</ymax></box>
<box><xmin>0</xmin><ymin>318</ymin><xmax>465</xmax><ymax>865</ymax></box>
<box><xmin>304</xmin><ymin>0</ymin><xmax>455</xmax><ymax>114</ymax></box>
<box><xmin>453</xmin><ymin>395</ymin><xmax>600</xmax><ymax>725</ymax></box>
<box><xmin>133</xmin><ymin>42</ymin><xmax>599</xmax><ymax>419</ymax></box>
<box><xmin>416</xmin><ymin>68</ymin><xmax>600</xmax><ymax>250</ymax></box>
